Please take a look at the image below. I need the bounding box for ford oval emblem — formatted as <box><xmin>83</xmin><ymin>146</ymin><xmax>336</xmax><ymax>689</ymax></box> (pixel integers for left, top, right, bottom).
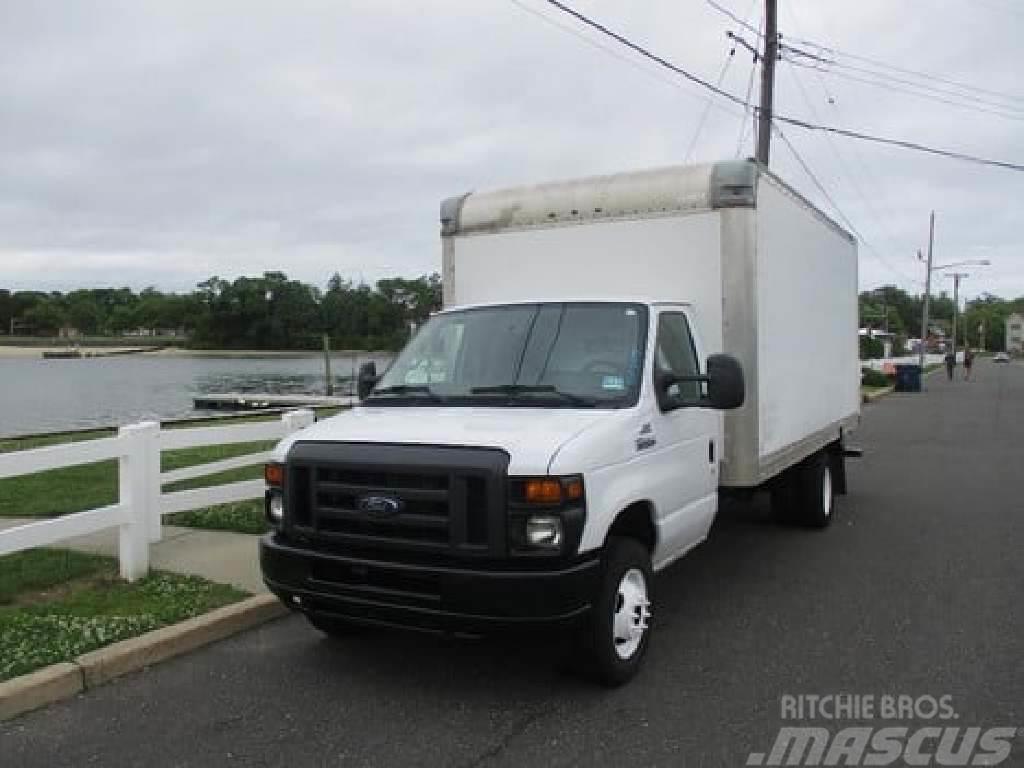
<box><xmin>357</xmin><ymin>495</ymin><xmax>403</xmax><ymax>518</ymax></box>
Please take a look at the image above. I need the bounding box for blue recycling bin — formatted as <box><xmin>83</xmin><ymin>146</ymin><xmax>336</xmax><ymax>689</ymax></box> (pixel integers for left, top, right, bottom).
<box><xmin>894</xmin><ymin>364</ymin><xmax>922</xmax><ymax>393</ymax></box>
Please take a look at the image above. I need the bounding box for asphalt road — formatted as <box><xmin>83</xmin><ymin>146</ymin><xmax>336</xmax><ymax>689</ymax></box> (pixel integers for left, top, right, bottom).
<box><xmin>4</xmin><ymin>359</ymin><xmax>1023</xmax><ymax>767</ymax></box>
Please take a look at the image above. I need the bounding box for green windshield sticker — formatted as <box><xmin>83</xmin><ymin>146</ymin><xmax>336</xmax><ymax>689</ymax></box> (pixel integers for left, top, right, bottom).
<box><xmin>601</xmin><ymin>375</ymin><xmax>625</xmax><ymax>391</ymax></box>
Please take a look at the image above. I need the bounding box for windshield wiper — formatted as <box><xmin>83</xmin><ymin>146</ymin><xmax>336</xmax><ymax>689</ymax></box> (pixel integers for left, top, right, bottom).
<box><xmin>367</xmin><ymin>384</ymin><xmax>442</xmax><ymax>402</ymax></box>
<box><xmin>469</xmin><ymin>384</ymin><xmax>597</xmax><ymax>407</ymax></box>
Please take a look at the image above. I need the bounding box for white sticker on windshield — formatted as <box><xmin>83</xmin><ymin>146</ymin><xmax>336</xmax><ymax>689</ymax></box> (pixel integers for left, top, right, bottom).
<box><xmin>601</xmin><ymin>375</ymin><xmax>625</xmax><ymax>391</ymax></box>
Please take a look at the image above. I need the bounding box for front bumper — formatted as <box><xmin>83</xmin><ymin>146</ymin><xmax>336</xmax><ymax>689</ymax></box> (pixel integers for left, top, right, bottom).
<box><xmin>260</xmin><ymin>534</ymin><xmax>599</xmax><ymax>635</ymax></box>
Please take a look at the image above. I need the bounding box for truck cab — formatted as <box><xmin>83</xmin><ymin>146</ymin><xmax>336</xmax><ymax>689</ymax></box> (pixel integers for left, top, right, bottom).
<box><xmin>261</xmin><ymin>299</ymin><xmax>743</xmax><ymax>685</ymax></box>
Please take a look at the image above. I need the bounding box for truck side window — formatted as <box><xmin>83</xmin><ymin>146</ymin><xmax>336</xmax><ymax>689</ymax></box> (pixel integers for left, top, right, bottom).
<box><xmin>655</xmin><ymin>312</ymin><xmax>701</xmax><ymax>400</ymax></box>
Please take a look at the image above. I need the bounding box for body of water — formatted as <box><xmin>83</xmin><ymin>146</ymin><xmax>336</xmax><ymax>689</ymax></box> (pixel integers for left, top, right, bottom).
<box><xmin>0</xmin><ymin>353</ymin><xmax>392</xmax><ymax>437</ymax></box>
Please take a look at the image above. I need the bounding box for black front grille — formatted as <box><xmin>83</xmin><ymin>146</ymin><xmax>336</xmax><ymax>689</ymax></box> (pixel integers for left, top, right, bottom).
<box><xmin>286</xmin><ymin>442</ymin><xmax>509</xmax><ymax>558</ymax></box>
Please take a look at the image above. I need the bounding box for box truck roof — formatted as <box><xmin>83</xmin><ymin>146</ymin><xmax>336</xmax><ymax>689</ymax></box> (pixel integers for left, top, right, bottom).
<box><xmin>441</xmin><ymin>159</ymin><xmax>852</xmax><ymax>243</ymax></box>
<box><xmin>439</xmin><ymin>298</ymin><xmax>692</xmax><ymax>313</ymax></box>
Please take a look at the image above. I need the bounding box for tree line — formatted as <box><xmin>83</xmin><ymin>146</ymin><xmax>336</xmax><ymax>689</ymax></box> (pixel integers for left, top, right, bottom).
<box><xmin>858</xmin><ymin>285</ymin><xmax>1024</xmax><ymax>354</ymax></box>
<box><xmin>0</xmin><ymin>272</ymin><xmax>442</xmax><ymax>351</ymax></box>
<box><xmin>3</xmin><ymin>276</ymin><xmax>1020</xmax><ymax>353</ymax></box>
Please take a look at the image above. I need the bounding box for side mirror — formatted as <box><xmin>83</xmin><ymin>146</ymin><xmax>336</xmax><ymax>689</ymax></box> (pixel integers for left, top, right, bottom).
<box><xmin>356</xmin><ymin>361</ymin><xmax>379</xmax><ymax>400</ymax></box>
<box><xmin>656</xmin><ymin>354</ymin><xmax>745</xmax><ymax>411</ymax></box>
<box><xmin>705</xmin><ymin>354</ymin><xmax>744</xmax><ymax>410</ymax></box>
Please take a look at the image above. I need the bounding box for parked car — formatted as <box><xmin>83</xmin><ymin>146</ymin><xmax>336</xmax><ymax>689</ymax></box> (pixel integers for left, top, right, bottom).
<box><xmin>994</xmin><ymin>352</ymin><xmax>1010</xmax><ymax>363</ymax></box>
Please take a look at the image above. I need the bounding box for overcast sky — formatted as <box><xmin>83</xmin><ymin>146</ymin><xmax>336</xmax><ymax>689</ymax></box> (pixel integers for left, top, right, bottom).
<box><xmin>2</xmin><ymin>0</ymin><xmax>1021</xmax><ymax>302</ymax></box>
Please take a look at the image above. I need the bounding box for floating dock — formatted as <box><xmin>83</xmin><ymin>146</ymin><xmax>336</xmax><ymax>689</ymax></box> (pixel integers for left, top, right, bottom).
<box><xmin>193</xmin><ymin>393</ymin><xmax>357</xmax><ymax>411</ymax></box>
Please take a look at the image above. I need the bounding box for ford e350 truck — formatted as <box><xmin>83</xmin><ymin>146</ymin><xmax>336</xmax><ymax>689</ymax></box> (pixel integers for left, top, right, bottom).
<box><xmin>260</xmin><ymin>160</ymin><xmax>860</xmax><ymax>685</ymax></box>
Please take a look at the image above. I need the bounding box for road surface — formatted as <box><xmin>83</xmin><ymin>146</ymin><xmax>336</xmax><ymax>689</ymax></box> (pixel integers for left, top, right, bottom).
<box><xmin>3</xmin><ymin>359</ymin><xmax>1022</xmax><ymax>766</ymax></box>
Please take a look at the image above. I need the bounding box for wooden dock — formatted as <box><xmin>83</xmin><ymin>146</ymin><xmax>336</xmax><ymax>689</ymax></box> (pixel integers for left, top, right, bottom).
<box><xmin>193</xmin><ymin>393</ymin><xmax>357</xmax><ymax>411</ymax></box>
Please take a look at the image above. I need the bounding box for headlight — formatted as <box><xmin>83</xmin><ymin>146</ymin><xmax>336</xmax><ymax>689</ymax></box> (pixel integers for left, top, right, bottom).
<box><xmin>508</xmin><ymin>475</ymin><xmax>585</xmax><ymax>556</ymax></box>
<box><xmin>525</xmin><ymin>514</ymin><xmax>563</xmax><ymax>548</ymax></box>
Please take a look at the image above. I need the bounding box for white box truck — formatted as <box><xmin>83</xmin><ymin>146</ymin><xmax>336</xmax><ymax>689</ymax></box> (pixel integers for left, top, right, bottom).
<box><xmin>260</xmin><ymin>160</ymin><xmax>860</xmax><ymax>685</ymax></box>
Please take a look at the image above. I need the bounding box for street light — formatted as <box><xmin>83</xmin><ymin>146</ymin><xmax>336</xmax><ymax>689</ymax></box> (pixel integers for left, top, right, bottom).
<box><xmin>932</xmin><ymin>259</ymin><xmax>991</xmax><ymax>271</ymax></box>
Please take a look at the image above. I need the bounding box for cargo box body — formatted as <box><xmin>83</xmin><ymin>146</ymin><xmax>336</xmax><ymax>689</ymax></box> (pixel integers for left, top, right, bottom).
<box><xmin>439</xmin><ymin>160</ymin><xmax>860</xmax><ymax>487</ymax></box>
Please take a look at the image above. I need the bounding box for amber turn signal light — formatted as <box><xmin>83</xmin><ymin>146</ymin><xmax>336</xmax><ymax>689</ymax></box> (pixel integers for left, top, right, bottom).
<box><xmin>524</xmin><ymin>478</ymin><xmax>563</xmax><ymax>504</ymax></box>
<box><xmin>522</xmin><ymin>476</ymin><xmax>584</xmax><ymax>504</ymax></box>
<box><xmin>264</xmin><ymin>463</ymin><xmax>284</xmax><ymax>488</ymax></box>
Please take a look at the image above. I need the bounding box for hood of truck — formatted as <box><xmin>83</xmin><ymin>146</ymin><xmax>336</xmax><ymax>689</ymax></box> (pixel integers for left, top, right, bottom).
<box><xmin>271</xmin><ymin>406</ymin><xmax>613</xmax><ymax>475</ymax></box>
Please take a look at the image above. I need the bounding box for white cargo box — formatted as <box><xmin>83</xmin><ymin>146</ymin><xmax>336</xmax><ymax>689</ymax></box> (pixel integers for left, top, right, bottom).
<box><xmin>439</xmin><ymin>161</ymin><xmax>860</xmax><ymax>487</ymax></box>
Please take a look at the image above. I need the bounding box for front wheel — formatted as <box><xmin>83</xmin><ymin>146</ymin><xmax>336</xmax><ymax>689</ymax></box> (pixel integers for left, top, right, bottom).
<box><xmin>577</xmin><ymin>537</ymin><xmax>653</xmax><ymax>687</ymax></box>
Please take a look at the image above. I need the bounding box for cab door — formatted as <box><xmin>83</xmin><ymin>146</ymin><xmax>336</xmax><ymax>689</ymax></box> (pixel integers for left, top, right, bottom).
<box><xmin>647</xmin><ymin>307</ymin><xmax>720</xmax><ymax>568</ymax></box>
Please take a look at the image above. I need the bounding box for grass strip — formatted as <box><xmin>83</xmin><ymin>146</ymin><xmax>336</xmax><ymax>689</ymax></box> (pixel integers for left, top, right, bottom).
<box><xmin>165</xmin><ymin>500</ymin><xmax>267</xmax><ymax>535</ymax></box>
<box><xmin>0</xmin><ymin>548</ymin><xmax>246</xmax><ymax>681</ymax></box>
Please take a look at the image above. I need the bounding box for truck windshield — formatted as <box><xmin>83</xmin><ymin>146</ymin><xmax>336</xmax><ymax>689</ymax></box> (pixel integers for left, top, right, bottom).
<box><xmin>369</xmin><ymin>302</ymin><xmax>648</xmax><ymax>408</ymax></box>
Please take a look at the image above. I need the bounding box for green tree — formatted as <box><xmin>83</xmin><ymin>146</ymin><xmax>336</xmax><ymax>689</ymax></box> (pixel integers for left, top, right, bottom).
<box><xmin>24</xmin><ymin>299</ymin><xmax>66</xmax><ymax>335</ymax></box>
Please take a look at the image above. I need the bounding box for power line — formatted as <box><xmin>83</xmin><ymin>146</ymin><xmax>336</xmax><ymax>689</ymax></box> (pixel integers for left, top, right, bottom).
<box><xmin>773</xmin><ymin>115</ymin><xmax>1024</xmax><ymax>172</ymax></box>
<box><xmin>684</xmin><ymin>0</ymin><xmax>758</xmax><ymax>162</ymax></box>
<box><xmin>783</xmin><ymin>44</ymin><xmax>1024</xmax><ymax>114</ymax></box>
<box><xmin>734</xmin><ymin>21</ymin><xmax>761</xmax><ymax>158</ymax></box>
<box><xmin>505</xmin><ymin>0</ymin><xmax>742</xmax><ymax>117</ymax></box>
<box><xmin>684</xmin><ymin>41</ymin><xmax>739</xmax><ymax>161</ymax></box>
<box><xmin>705</xmin><ymin>0</ymin><xmax>763</xmax><ymax>39</ymax></box>
<box><xmin>782</xmin><ymin>1</ymin><xmax>922</xmax><ymax>276</ymax></box>
<box><xmin>772</xmin><ymin>123</ymin><xmax>922</xmax><ymax>286</ymax></box>
<box><xmin>722</xmin><ymin>24</ymin><xmax>1024</xmax><ymax>118</ymax></box>
<box><xmin>534</xmin><ymin>0</ymin><xmax>1024</xmax><ymax>173</ymax></box>
<box><xmin>784</xmin><ymin>56</ymin><xmax>1024</xmax><ymax>122</ymax></box>
<box><xmin>539</xmin><ymin>0</ymin><xmax>749</xmax><ymax>108</ymax></box>
<box><xmin>707</xmin><ymin>0</ymin><xmax>1024</xmax><ymax>107</ymax></box>
<box><xmin>782</xmin><ymin>61</ymin><xmax>917</xmax><ymax>282</ymax></box>
<box><xmin>783</xmin><ymin>37</ymin><xmax>1024</xmax><ymax>107</ymax></box>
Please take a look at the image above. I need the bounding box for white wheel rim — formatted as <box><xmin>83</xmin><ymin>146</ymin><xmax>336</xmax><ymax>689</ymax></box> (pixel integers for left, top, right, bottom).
<box><xmin>822</xmin><ymin>464</ymin><xmax>833</xmax><ymax>519</ymax></box>
<box><xmin>612</xmin><ymin>568</ymin><xmax>650</xmax><ymax>660</ymax></box>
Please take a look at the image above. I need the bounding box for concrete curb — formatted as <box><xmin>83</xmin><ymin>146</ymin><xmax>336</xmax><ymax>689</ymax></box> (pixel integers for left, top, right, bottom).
<box><xmin>0</xmin><ymin>593</ymin><xmax>287</xmax><ymax>723</ymax></box>
<box><xmin>0</xmin><ymin>663</ymin><xmax>83</xmax><ymax>722</ymax></box>
<box><xmin>862</xmin><ymin>385</ymin><xmax>895</xmax><ymax>403</ymax></box>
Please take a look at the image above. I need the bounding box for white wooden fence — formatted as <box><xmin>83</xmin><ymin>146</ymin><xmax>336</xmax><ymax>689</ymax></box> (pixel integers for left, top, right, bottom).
<box><xmin>0</xmin><ymin>410</ymin><xmax>315</xmax><ymax>581</ymax></box>
<box><xmin>861</xmin><ymin>352</ymin><xmax>961</xmax><ymax>371</ymax></box>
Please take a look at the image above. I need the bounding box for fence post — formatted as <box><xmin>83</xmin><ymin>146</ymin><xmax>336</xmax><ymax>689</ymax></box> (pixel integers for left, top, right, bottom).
<box><xmin>145</xmin><ymin>422</ymin><xmax>163</xmax><ymax>543</ymax></box>
<box><xmin>283</xmin><ymin>409</ymin><xmax>315</xmax><ymax>434</ymax></box>
<box><xmin>118</xmin><ymin>422</ymin><xmax>158</xmax><ymax>582</ymax></box>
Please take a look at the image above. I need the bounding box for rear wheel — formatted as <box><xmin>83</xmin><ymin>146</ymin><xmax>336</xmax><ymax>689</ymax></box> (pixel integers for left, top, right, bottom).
<box><xmin>771</xmin><ymin>451</ymin><xmax>836</xmax><ymax>528</ymax></box>
<box><xmin>577</xmin><ymin>537</ymin><xmax>653</xmax><ymax>687</ymax></box>
<box><xmin>795</xmin><ymin>452</ymin><xmax>834</xmax><ymax>528</ymax></box>
<box><xmin>770</xmin><ymin>471</ymin><xmax>799</xmax><ymax>524</ymax></box>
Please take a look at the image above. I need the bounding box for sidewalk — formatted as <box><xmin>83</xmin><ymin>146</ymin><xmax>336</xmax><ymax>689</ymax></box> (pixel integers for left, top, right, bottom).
<box><xmin>0</xmin><ymin>519</ymin><xmax>266</xmax><ymax>594</ymax></box>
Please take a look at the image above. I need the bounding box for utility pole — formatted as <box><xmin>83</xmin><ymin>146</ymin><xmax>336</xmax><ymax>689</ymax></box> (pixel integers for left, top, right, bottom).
<box><xmin>756</xmin><ymin>0</ymin><xmax>778</xmax><ymax>166</ymax></box>
<box><xmin>946</xmin><ymin>272</ymin><xmax>969</xmax><ymax>361</ymax></box>
<box><xmin>918</xmin><ymin>212</ymin><xmax>936</xmax><ymax>370</ymax></box>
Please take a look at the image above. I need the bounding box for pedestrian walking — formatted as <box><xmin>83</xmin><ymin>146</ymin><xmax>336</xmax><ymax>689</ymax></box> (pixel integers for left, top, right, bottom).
<box><xmin>944</xmin><ymin>351</ymin><xmax>955</xmax><ymax>381</ymax></box>
<box><xmin>964</xmin><ymin>347</ymin><xmax>974</xmax><ymax>380</ymax></box>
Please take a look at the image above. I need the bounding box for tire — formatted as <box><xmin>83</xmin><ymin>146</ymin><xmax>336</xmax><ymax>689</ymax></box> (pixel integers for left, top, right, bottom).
<box><xmin>577</xmin><ymin>537</ymin><xmax>653</xmax><ymax>687</ymax></box>
<box><xmin>795</xmin><ymin>452</ymin><xmax>835</xmax><ymax>528</ymax></box>
<box><xmin>770</xmin><ymin>470</ymin><xmax>799</xmax><ymax>524</ymax></box>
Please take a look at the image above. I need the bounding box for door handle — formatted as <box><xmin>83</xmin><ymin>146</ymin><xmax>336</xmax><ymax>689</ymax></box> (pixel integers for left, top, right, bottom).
<box><xmin>708</xmin><ymin>439</ymin><xmax>715</xmax><ymax>464</ymax></box>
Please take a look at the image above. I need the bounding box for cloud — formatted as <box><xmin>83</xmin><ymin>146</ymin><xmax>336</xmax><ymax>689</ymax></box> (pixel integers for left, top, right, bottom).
<box><xmin>0</xmin><ymin>0</ymin><xmax>1021</xmax><ymax>298</ymax></box>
